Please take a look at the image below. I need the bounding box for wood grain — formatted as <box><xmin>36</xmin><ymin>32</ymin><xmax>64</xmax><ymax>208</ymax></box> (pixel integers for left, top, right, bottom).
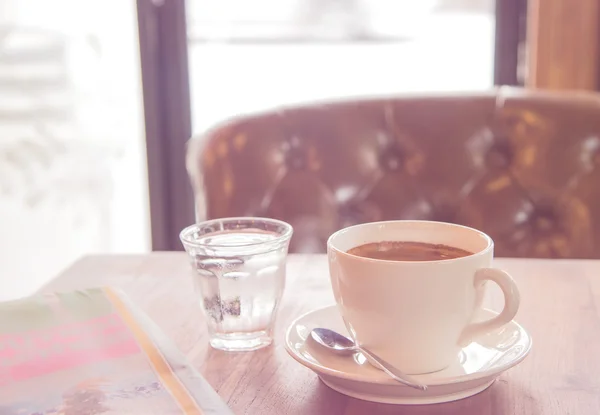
<box><xmin>44</xmin><ymin>253</ymin><xmax>600</xmax><ymax>414</ymax></box>
<box><xmin>527</xmin><ymin>0</ymin><xmax>600</xmax><ymax>90</ymax></box>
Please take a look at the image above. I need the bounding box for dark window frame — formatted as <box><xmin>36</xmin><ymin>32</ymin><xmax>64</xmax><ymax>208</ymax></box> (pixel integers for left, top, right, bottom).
<box><xmin>137</xmin><ymin>0</ymin><xmax>194</xmax><ymax>251</ymax></box>
<box><xmin>494</xmin><ymin>0</ymin><xmax>527</xmax><ymax>86</ymax></box>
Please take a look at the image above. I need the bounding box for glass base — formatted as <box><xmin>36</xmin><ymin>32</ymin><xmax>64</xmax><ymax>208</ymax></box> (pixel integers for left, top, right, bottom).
<box><xmin>209</xmin><ymin>330</ymin><xmax>273</xmax><ymax>351</ymax></box>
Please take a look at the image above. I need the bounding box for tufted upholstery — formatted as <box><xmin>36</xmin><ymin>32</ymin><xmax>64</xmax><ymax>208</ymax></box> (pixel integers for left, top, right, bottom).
<box><xmin>186</xmin><ymin>88</ymin><xmax>600</xmax><ymax>258</ymax></box>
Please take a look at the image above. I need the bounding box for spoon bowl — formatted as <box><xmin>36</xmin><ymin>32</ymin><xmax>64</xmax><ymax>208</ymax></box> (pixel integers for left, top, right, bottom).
<box><xmin>310</xmin><ymin>328</ymin><xmax>357</xmax><ymax>355</ymax></box>
<box><xmin>309</xmin><ymin>327</ymin><xmax>428</xmax><ymax>391</ymax></box>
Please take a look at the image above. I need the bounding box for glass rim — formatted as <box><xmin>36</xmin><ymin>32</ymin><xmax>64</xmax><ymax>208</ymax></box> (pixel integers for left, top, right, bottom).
<box><xmin>179</xmin><ymin>217</ymin><xmax>293</xmax><ymax>249</ymax></box>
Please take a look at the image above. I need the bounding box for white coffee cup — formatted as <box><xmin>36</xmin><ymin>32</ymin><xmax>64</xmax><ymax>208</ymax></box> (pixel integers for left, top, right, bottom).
<box><xmin>327</xmin><ymin>220</ymin><xmax>520</xmax><ymax>375</ymax></box>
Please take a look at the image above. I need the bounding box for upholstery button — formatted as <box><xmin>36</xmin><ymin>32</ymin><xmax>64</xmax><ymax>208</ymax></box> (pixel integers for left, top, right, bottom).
<box><xmin>285</xmin><ymin>146</ymin><xmax>307</xmax><ymax>170</ymax></box>
<box><xmin>529</xmin><ymin>209</ymin><xmax>557</xmax><ymax>233</ymax></box>
<box><xmin>486</xmin><ymin>138</ymin><xmax>513</xmax><ymax>168</ymax></box>
<box><xmin>534</xmin><ymin>215</ymin><xmax>554</xmax><ymax>232</ymax></box>
<box><xmin>281</xmin><ymin>136</ymin><xmax>320</xmax><ymax>171</ymax></box>
<box><xmin>379</xmin><ymin>145</ymin><xmax>404</xmax><ymax>172</ymax></box>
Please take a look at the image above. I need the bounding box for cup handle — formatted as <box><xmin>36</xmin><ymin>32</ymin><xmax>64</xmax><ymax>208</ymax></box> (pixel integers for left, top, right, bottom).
<box><xmin>457</xmin><ymin>268</ymin><xmax>520</xmax><ymax>347</ymax></box>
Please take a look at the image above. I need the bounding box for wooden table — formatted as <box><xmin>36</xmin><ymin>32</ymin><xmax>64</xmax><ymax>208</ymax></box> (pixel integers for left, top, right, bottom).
<box><xmin>45</xmin><ymin>253</ymin><xmax>600</xmax><ymax>414</ymax></box>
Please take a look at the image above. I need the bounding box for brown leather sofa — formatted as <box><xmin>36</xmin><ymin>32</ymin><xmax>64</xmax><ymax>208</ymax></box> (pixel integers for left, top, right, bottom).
<box><xmin>186</xmin><ymin>88</ymin><xmax>600</xmax><ymax>258</ymax></box>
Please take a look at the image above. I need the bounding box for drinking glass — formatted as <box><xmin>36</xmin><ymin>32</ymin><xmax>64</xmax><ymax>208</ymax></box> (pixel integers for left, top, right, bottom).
<box><xmin>180</xmin><ymin>217</ymin><xmax>293</xmax><ymax>351</ymax></box>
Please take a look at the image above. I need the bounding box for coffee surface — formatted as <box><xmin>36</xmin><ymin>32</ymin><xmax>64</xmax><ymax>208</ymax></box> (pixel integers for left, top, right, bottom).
<box><xmin>347</xmin><ymin>241</ymin><xmax>473</xmax><ymax>261</ymax></box>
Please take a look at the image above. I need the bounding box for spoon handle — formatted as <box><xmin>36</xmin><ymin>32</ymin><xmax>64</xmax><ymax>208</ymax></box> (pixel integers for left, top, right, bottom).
<box><xmin>358</xmin><ymin>347</ymin><xmax>428</xmax><ymax>391</ymax></box>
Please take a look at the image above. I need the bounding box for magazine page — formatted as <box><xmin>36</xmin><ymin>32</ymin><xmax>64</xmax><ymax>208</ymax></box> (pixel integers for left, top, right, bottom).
<box><xmin>0</xmin><ymin>287</ymin><xmax>233</xmax><ymax>415</ymax></box>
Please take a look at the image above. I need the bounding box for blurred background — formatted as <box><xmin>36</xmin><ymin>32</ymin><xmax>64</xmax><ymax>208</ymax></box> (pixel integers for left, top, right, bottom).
<box><xmin>1</xmin><ymin>0</ymin><xmax>596</xmax><ymax>299</ymax></box>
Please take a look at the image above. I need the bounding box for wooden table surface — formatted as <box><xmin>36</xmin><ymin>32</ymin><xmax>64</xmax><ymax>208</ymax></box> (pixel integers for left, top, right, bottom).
<box><xmin>45</xmin><ymin>253</ymin><xmax>600</xmax><ymax>414</ymax></box>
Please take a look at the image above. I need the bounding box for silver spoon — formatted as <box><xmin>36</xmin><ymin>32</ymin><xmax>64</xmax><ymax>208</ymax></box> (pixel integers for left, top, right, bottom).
<box><xmin>310</xmin><ymin>328</ymin><xmax>428</xmax><ymax>391</ymax></box>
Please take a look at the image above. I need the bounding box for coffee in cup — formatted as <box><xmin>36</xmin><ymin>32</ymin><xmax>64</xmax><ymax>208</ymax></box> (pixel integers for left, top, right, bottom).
<box><xmin>347</xmin><ymin>241</ymin><xmax>473</xmax><ymax>262</ymax></box>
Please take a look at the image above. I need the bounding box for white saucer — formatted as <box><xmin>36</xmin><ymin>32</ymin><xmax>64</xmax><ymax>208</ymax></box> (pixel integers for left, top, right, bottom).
<box><xmin>285</xmin><ymin>305</ymin><xmax>532</xmax><ymax>405</ymax></box>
